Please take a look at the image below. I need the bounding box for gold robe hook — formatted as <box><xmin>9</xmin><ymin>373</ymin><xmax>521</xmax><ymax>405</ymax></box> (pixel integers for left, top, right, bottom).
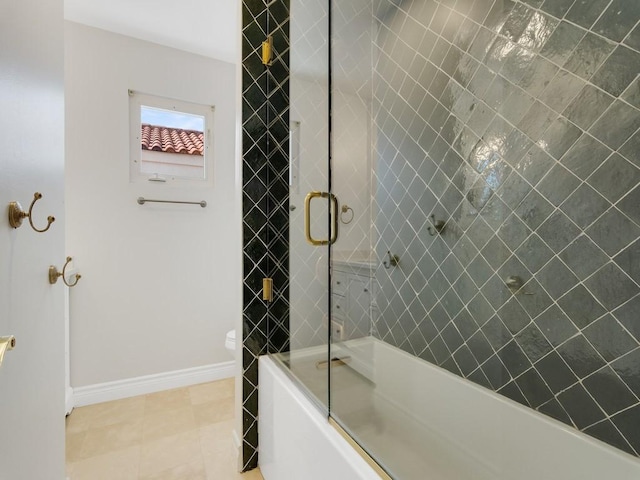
<box><xmin>8</xmin><ymin>192</ymin><xmax>55</xmax><ymax>232</ymax></box>
<box><xmin>49</xmin><ymin>257</ymin><xmax>82</xmax><ymax>287</ymax></box>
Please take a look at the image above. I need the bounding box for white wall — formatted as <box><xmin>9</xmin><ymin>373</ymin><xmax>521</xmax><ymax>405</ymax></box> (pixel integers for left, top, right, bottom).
<box><xmin>65</xmin><ymin>21</ymin><xmax>240</xmax><ymax>387</ymax></box>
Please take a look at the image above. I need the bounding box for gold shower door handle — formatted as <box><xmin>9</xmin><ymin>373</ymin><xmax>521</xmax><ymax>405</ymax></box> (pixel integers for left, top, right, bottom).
<box><xmin>304</xmin><ymin>191</ymin><xmax>338</xmax><ymax>246</ymax></box>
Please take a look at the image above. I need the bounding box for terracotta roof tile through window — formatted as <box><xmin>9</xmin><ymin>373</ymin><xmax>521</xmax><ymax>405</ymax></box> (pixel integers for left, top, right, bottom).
<box><xmin>141</xmin><ymin>124</ymin><xmax>204</xmax><ymax>156</ymax></box>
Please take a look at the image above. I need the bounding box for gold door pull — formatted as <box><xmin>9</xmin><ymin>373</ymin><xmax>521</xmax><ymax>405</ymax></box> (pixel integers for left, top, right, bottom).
<box><xmin>49</xmin><ymin>257</ymin><xmax>81</xmax><ymax>287</ymax></box>
<box><xmin>304</xmin><ymin>191</ymin><xmax>338</xmax><ymax>246</ymax></box>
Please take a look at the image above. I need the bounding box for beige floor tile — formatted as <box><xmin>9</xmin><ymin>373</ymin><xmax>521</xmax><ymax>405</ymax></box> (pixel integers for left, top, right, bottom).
<box><xmin>138</xmin><ymin>459</ymin><xmax>207</xmax><ymax>480</ymax></box>
<box><xmin>143</xmin><ymin>405</ymin><xmax>198</xmax><ymax>442</ymax></box>
<box><xmin>66</xmin><ymin>431</ymin><xmax>87</xmax><ymax>463</ymax></box>
<box><xmin>65</xmin><ymin>404</ymin><xmax>102</xmax><ymax>426</ymax></box>
<box><xmin>145</xmin><ymin>387</ymin><xmax>192</xmax><ymax>414</ymax></box>
<box><xmin>193</xmin><ymin>397</ymin><xmax>234</xmax><ymax>427</ymax></box>
<box><xmin>66</xmin><ymin>381</ymin><xmax>250</xmax><ymax>479</ymax></box>
<box><xmin>200</xmin><ymin>424</ymin><xmax>239</xmax><ymax>476</ymax></box>
<box><xmin>66</xmin><ymin>411</ymin><xmax>89</xmax><ymax>435</ymax></box>
<box><xmin>189</xmin><ymin>378</ymin><xmax>234</xmax><ymax>405</ymax></box>
<box><xmin>139</xmin><ymin>429</ymin><xmax>203</xmax><ymax>477</ymax></box>
<box><xmin>242</xmin><ymin>468</ymin><xmax>265</xmax><ymax>480</ymax></box>
<box><xmin>70</xmin><ymin>396</ymin><xmax>146</xmax><ymax>429</ymax></box>
<box><xmin>67</xmin><ymin>445</ymin><xmax>140</xmax><ymax>480</ymax></box>
<box><xmin>79</xmin><ymin>419</ymin><xmax>144</xmax><ymax>459</ymax></box>
<box><xmin>200</xmin><ymin>420</ymin><xmax>237</xmax><ymax>456</ymax></box>
<box><xmin>202</xmin><ymin>448</ymin><xmax>241</xmax><ymax>479</ymax></box>
<box><xmin>200</xmin><ymin>427</ymin><xmax>259</xmax><ymax>480</ymax></box>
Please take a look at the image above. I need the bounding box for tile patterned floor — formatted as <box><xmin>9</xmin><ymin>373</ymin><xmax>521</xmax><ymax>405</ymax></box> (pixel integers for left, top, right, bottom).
<box><xmin>65</xmin><ymin>378</ymin><xmax>264</xmax><ymax>480</ymax></box>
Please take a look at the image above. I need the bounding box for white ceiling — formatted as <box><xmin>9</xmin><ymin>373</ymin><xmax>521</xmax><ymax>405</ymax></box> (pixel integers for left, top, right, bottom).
<box><xmin>64</xmin><ymin>0</ymin><xmax>239</xmax><ymax>64</ymax></box>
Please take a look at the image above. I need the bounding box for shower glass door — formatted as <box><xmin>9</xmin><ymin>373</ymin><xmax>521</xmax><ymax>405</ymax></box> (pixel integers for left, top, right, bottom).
<box><xmin>326</xmin><ymin>0</ymin><xmax>383</xmax><ymax>472</ymax></box>
<box><xmin>285</xmin><ymin>0</ymin><xmax>332</xmax><ymax>411</ymax></box>
<box><xmin>286</xmin><ymin>0</ymin><xmax>640</xmax><ymax>477</ymax></box>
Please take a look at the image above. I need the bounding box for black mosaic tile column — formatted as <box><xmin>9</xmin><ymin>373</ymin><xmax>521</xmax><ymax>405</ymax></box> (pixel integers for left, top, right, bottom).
<box><xmin>241</xmin><ymin>0</ymin><xmax>290</xmax><ymax>471</ymax></box>
<box><xmin>370</xmin><ymin>0</ymin><xmax>640</xmax><ymax>457</ymax></box>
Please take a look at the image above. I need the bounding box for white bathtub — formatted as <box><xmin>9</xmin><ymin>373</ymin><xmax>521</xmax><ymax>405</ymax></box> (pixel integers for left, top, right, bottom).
<box><xmin>259</xmin><ymin>337</ymin><xmax>640</xmax><ymax>480</ymax></box>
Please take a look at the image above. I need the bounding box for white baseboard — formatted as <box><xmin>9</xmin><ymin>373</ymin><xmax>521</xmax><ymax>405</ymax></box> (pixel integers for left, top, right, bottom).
<box><xmin>65</xmin><ymin>386</ymin><xmax>75</xmax><ymax>415</ymax></box>
<box><xmin>73</xmin><ymin>361</ymin><xmax>235</xmax><ymax>407</ymax></box>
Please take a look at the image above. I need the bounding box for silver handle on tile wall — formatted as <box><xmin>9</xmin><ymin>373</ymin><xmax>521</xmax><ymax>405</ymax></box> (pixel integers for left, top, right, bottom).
<box><xmin>383</xmin><ymin>251</ymin><xmax>399</xmax><ymax>269</ymax></box>
<box><xmin>505</xmin><ymin>276</ymin><xmax>535</xmax><ymax>295</ymax></box>
<box><xmin>427</xmin><ymin>215</ymin><xmax>445</xmax><ymax>236</ymax></box>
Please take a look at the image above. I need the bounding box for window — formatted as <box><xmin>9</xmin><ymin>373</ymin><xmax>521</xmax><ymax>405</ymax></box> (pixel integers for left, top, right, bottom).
<box><xmin>129</xmin><ymin>90</ymin><xmax>214</xmax><ymax>184</ymax></box>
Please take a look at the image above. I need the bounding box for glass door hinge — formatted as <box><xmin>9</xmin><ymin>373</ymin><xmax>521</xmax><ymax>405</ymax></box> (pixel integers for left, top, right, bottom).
<box><xmin>262</xmin><ymin>36</ymin><xmax>273</xmax><ymax>66</ymax></box>
<box><xmin>263</xmin><ymin>278</ymin><xmax>273</xmax><ymax>302</ymax></box>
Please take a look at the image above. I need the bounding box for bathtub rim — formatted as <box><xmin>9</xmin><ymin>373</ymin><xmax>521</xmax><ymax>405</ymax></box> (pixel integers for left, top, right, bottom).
<box><xmin>269</xmin><ymin>342</ymin><xmax>396</xmax><ymax>478</ymax></box>
<box><xmin>264</xmin><ymin>336</ymin><xmax>640</xmax><ymax>480</ymax></box>
<box><xmin>259</xmin><ymin>354</ymin><xmax>385</xmax><ymax>480</ymax></box>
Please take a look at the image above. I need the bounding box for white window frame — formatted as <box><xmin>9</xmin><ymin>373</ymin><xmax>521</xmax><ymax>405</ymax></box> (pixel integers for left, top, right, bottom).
<box><xmin>129</xmin><ymin>90</ymin><xmax>214</xmax><ymax>186</ymax></box>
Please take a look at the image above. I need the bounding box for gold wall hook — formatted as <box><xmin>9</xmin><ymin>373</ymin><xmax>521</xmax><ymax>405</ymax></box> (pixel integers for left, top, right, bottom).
<box><xmin>49</xmin><ymin>257</ymin><xmax>81</xmax><ymax>287</ymax></box>
<box><xmin>8</xmin><ymin>192</ymin><xmax>55</xmax><ymax>232</ymax></box>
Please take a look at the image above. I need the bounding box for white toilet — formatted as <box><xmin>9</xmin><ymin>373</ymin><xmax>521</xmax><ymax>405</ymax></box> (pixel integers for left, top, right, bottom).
<box><xmin>225</xmin><ymin>330</ymin><xmax>236</xmax><ymax>353</ymax></box>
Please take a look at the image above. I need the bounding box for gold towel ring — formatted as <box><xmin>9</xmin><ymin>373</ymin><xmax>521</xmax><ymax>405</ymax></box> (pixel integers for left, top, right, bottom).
<box><xmin>340</xmin><ymin>205</ymin><xmax>354</xmax><ymax>224</ymax></box>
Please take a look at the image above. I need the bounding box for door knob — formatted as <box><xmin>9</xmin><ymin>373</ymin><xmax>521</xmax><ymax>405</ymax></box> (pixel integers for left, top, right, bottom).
<box><xmin>0</xmin><ymin>336</ymin><xmax>16</xmax><ymax>368</ymax></box>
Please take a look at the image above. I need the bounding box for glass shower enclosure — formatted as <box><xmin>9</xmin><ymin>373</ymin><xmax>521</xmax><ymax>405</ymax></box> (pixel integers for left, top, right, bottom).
<box><xmin>278</xmin><ymin>0</ymin><xmax>640</xmax><ymax>478</ymax></box>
